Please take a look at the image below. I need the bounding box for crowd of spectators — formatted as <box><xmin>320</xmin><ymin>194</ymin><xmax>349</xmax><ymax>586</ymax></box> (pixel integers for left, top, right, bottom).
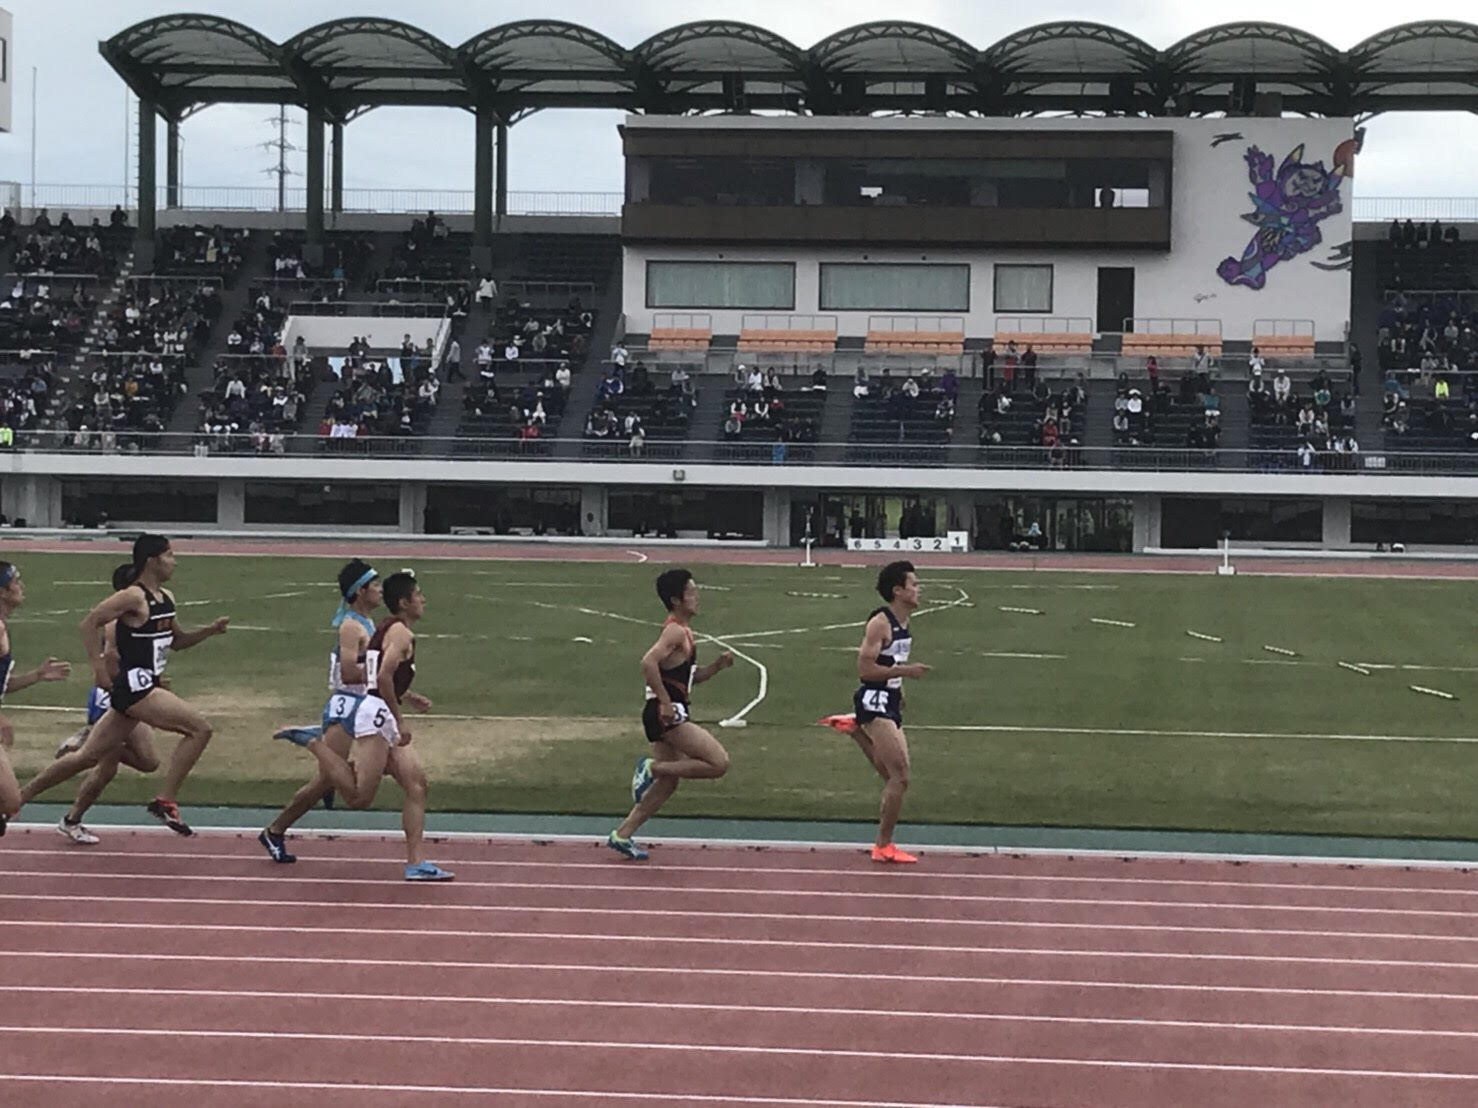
<box><xmin>266</xmin><ymin>231</ymin><xmax>377</xmax><ymax>287</ymax></box>
<box><xmin>5</xmin><ymin>209</ymin><xmax>121</xmax><ymax>277</ymax></box>
<box><xmin>464</xmin><ymin>295</ymin><xmax>593</xmax><ymax>441</ymax></box>
<box><xmin>721</xmin><ymin>364</ymin><xmax>822</xmax><ymax>445</ymax></box>
<box><xmin>0</xmin><ymin>358</ymin><xmax>53</xmax><ymax>443</ymax></box>
<box><xmin>979</xmin><ymin>374</ymin><xmax>1086</xmax><ymax>465</ymax></box>
<box><xmin>157</xmin><ymin>225</ymin><xmax>249</xmax><ymax>283</ymax></box>
<box><xmin>1376</xmin><ymin>291</ymin><xmax>1478</xmax><ymax>388</ymax></box>
<box><xmin>383</xmin><ymin>212</ymin><xmax>465</xmax><ymax>282</ymax></box>
<box><xmin>584</xmin><ymin>351</ymin><xmax>690</xmax><ymax>455</ymax></box>
<box><xmin>196</xmin><ymin>288</ymin><xmax>299</xmax><ymax>449</ymax></box>
<box><xmin>1382</xmin><ymin>219</ymin><xmax>1472</xmax><ymax>292</ymax></box>
<box><xmin>853</xmin><ymin>365</ymin><xmax>958</xmax><ymax>441</ymax></box>
<box><xmin>1249</xmin><ymin>364</ymin><xmax>1358</xmax><ymax>454</ymax></box>
<box><xmin>1110</xmin><ymin>362</ymin><xmax>1221</xmax><ymax>451</ymax></box>
<box><xmin>320</xmin><ymin>334</ymin><xmax>442</xmax><ymax>444</ymax></box>
<box><xmin>980</xmin><ymin>341</ymin><xmax>1040</xmax><ymax>392</ymax></box>
<box><xmin>1</xmin><ymin>277</ymin><xmax>92</xmax><ymax>352</ymax></box>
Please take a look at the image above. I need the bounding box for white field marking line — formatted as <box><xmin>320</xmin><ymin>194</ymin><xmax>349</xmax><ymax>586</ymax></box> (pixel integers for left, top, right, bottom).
<box><xmin>1186</xmin><ymin>631</ymin><xmax>1222</xmax><ymax>642</ymax></box>
<box><xmin>1263</xmin><ymin>644</ymin><xmax>1300</xmax><ymax>657</ymax></box>
<box><xmin>980</xmin><ymin>651</ymin><xmax>1065</xmax><ymax>660</ymax></box>
<box><xmin>9</xmin><ymin>870</ymin><xmax>1470</xmax><ymax>919</ymax></box>
<box><xmin>0</xmin><ymin>1077</ymin><xmax>994</xmax><ymax>1108</ymax></box>
<box><xmin>627</xmin><ymin>549</ymin><xmax>649</xmax><ymax>563</ymax></box>
<box><xmin>14</xmin><ymin>985</ymin><xmax>1478</xmax><ymax>1041</ymax></box>
<box><xmin>15</xmin><ymin>848</ymin><xmax>1478</xmax><ymax>901</ymax></box>
<box><xmin>1244</xmin><ymin>658</ymin><xmax>1302</xmax><ymax>666</ymax></box>
<box><xmin>4</xmin><ymin>1027</ymin><xmax>1478</xmax><ymax>1081</ymax></box>
<box><xmin>8</xmin><ymin>920</ymin><xmax>1477</xmax><ymax>969</ymax></box>
<box><xmin>1180</xmin><ymin>657</ymin><xmax>1205</xmax><ymax>663</ymax></box>
<box><xmin>4</xmin><ymin>893</ymin><xmax>1473</xmax><ymax>942</ymax></box>
<box><xmin>1089</xmin><ymin>618</ymin><xmax>1136</xmax><ymax>628</ymax></box>
<box><xmin>716</xmin><ymin>586</ymin><xmax>971</xmax><ymax>644</ymax></box>
<box><xmin>38</xmin><ymin>590</ymin><xmax>307</xmax><ymax>618</ymax></box>
<box><xmin>1340</xmin><ymin>662</ymin><xmax>1373</xmax><ymax>676</ymax></box>
<box><xmin>905</xmin><ymin>722</ymin><xmax>1478</xmax><ymax>746</ymax></box>
<box><xmin>998</xmin><ymin>606</ymin><xmax>1043</xmax><ymax>615</ymax></box>
<box><xmin>15</xmin><ymin>950</ymin><xmax>1478</xmax><ymax>1004</ymax></box>
<box><xmin>1411</xmin><ymin>685</ymin><xmax>1460</xmax><ymax>701</ymax></box>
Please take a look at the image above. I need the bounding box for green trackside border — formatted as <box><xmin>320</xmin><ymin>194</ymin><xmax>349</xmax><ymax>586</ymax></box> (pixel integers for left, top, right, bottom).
<box><xmin>15</xmin><ymin>804</ymin><xmax>1478</xmax><ymax>867</ymax></box>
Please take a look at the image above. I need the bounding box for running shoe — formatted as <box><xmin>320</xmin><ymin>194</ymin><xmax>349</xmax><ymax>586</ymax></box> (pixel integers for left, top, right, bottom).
<box><xmin>146</xmin><ymin>798</ymin><xmax>194</xmax><ymax>837</ymax></box>
<box><xmin>870</xmin><ymin>843</ymin><xmax>918</xmax><ymax>865</ymax></box>
<box><xmin>818</xmin><ymin>713</ymin><xmax>859</xmax><ymax>734</ymax></box>
<box><xmin>631</xmin><ymin>755</ymin><xmax>656</xmax><ymax>804</ymax></box>
<box><xmin>57</xmin><ymin>817</ymin><xmax>100</xmax><ymax>846</ymax></box>
<box><xmin>0</xmin><ymin>812</ymin><xmax>7</xmax><ymax>837</ymax></box>
<box><xmin>405</xmin><ymin>861</ymin><xmax>455</xmax><ymax>882</ymax></box>
<box><xmin>272</xmin><ymin>725</ymin><xmax>323</xmax><ymax>748</ymax></box>
<box><xmin>55</xmin><ymin>726</ymin><xmax>90</xmax><ymax>758</ymax></box>
<box><xmin>258</xmin><ymin>829</ymin><xmax>296</xmax><ymax>864</ymax></box>
<box><xmin>606</xmin><ymin>831</ymin><xmax>649</xmax><ymax>861</ymax></box>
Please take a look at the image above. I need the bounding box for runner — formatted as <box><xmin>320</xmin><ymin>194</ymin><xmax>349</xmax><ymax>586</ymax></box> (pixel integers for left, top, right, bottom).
<box><xmin>18</xmin><ymin>534</ymin><xmax>228</xmax><ymax>836</ymax></box>
<box><xmin>0</xmin><ymin>561</ymin><xmax>73</xmax><ymax>837</ymax></box>
<box><xmin>52</xmin><ymin>562</ymin><xmax>163</xmax><ymax>846</ymax></box>
<box><xmin>838</xmin><ymin>560</ymin><xmax>930</xmax><ymax>864</ymax></box>
<box><xmin>276</xmin><ymin>569</ymin><xmax>452</xmax><ymax>881</ymax></box>
<box><xmin>608</xmin><ymin>568</ymin><xmax>734</xmax><ymax>861</ymax></box>
<box><xmin>258</xmin><ymin>559</ymin><xmax>380</xmax><ymax>864</ymax></box>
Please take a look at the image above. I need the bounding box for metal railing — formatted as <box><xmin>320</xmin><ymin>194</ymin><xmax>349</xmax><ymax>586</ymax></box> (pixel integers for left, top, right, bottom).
<box><xmin>3</xmin><ymin>432</ymin><xmax>1477</xmax><ymax>474</ymax></box>
<box><xmin>12</xmin><ymin>185</ymin><xmax>624</xmax><ymax>218</ymax></box>
<box><xmin>288</xmin><ymin>300</ymin><xmax>449</xmax><ymax>319</ymax></box>
<box><xmin>1353</xmin><ymin>198</ymin><xmax>1478</xmax><ymax>222</ymax></box>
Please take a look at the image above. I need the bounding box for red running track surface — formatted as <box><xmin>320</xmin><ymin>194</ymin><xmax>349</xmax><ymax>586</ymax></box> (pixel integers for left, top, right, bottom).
<box><xmin>1</xmin><ymin>829</ymin><xmax>1477</xmax><ymax>1106</ymax></box>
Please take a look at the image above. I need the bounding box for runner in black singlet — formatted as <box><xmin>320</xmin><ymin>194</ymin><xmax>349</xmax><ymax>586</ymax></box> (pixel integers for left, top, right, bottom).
<box><xmin>19</xmin><ymin>535</ymin><xmax>228</xmax><ymax>837</ymax></box>
<box><xmin>0</xmin><ymin>561</ymin><xmax>73</xmax><ymax>837</ymax></box>
<box><xmin>607</xmin><ymin>568</ymin><xmax>734</xmax><ymax>861</ymax></box>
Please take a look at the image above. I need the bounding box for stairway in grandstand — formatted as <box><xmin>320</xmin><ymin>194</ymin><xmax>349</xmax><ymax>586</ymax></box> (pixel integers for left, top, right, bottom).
<box><xmin>1350</xmin><ymin>239</ymin><xmax>1385</xmax><ymax>442</ymax></box>
<box><xmin>45</xmin><ymin>245</ymin><xmax>135</xmax><ymax>426</ymax></box>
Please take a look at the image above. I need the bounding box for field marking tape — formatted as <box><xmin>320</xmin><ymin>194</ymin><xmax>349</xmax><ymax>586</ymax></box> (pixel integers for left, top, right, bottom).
<box><xmin>998</xmin><ymin>606</ymin><xmax>1043</xmax><ymax>615</ymax></box>
<box><xmin>909</xmin><ymin>723</ymin><xmax>1478</xmax><ymax>746</ymax></box>
<box><xmin>1263</xmin><ymin>645</ymin><xmax>1299</xmax><ymax>657</ymax></box>
<box><xmin>1090</xmin><ymin>618</ymin><xmax>1136</xmax><ymax>628</ymax></box>
<box><xmin>2</xmin><ymin>1025</ymin><xmax>1477</xmax><ymax>1080</ymax></box>
<box><xmin>1339</xmin><ymin>662</ymin><xmax>1372</xmax><ymax>676</ymax></box>
<box><xmin>1411</xmin><ymin>685</ymin><xmax>1459</xmax><ymax>701</ymax></box>
<box><xmin>980</xmin><ymin>652</ymin><xmax>1065</xmax><ymax>661</ymax></box>
<box><xmin>1186</xmin><ymin>631</ymin><xmax>1222</xmax><ymax>643</ymax></box>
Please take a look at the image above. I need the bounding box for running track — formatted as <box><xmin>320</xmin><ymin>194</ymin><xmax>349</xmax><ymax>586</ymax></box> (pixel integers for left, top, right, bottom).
<box><xmin>2</xmin><ymin>829</ymin><xmax>1478</xmax><ymax>1106</ymax></box>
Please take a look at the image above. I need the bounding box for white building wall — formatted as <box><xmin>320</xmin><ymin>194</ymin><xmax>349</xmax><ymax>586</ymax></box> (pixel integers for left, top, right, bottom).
<box><xmin>622</xmin><ymin>117</ymin><xmax>1354</xmax><ymax>344</ymax></box>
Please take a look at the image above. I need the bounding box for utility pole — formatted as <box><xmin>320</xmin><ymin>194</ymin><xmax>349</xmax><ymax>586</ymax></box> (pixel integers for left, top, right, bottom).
<box><xmin>258</xmin><ymin>106</ymin><xmax>300</xmax><ymax>211</ymax></box>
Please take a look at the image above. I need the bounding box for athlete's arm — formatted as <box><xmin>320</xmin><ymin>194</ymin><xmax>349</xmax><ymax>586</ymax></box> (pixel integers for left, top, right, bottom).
<box><xmin>376</xmin><ymin>624</ymin><xmax>412</xmax><ymax>730</ymax></box>
<box><xmin>856</xmin><ymin>614</ymin><xmax>928</xmax><ymax>682</ymax></box>
<box><xmin>337</xmin><ymin>622</ymin><xmax>371</xmax><ymax>685</ymax></box>
<box><xmin>692</xmin><ymin>650</ymin><xmax>734</xmax><ymax>684</ymax></box>
<box><xmin>171</xmin><ymin>617</ymin><xmax>230</xmax><ymax>650</ymax></box>
<box><xmin>639</xmin><ymin>623</ymin><xmax>688</xmax><ymax>707</ymax></box>
<box><xmin>3</xmin><ymin>657</ymin><xmax>71</xmax><ymax>694</ymax></box>
<box><xmin>80</xmin><ymin>589</ymin><xmax>149</xmax><ymax>687</ymax></box>
<box><xmin>101</xmin><ymin>623</ymin><xmax>120</xmax><ymax>685</ymax></box>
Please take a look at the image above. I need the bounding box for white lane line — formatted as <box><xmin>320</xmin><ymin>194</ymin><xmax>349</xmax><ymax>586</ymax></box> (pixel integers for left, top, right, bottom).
<box><xmin>981</xmin><ymin>651</ymin><xmax>1065</xmax><ymax>660</ymax></box>
<box><xmin>11</xmin><ymin>985</ymin><xmax>1478</xmax><ymax>1041</ymax></box>
<box><xmin>11</xmin><ymin>950</ymin><xmax>1478</xmax><ymax>1003</ymax></box>
<box><xmin>2</xmin><ymin>894</ymin><xmax>1472</xmax><ymax>943</ymax></box>
<box><xmin>1089</xmin><ymin>618</ymin><xmax>1136</xmax><ymax>628</ymax></box>
<box><xmin>39</xmin><ymin>590</ymin><xmax>306</xmax><ymax>617</ymax></box>
<box><xmin>10</xmin><ymin>848</ymin><xmax>1476</xmax><ymax>900</ymax></box>
<box><xmin>3</xmin><ymin>1027</ymin><xmax>1477</xmax><ymax>1080</ymax></box>
<box><xmin>0</xmin><ymin>1076</ymin><xmax>991</xmax><ymax>1107</ymax></box>
<box><xmin>5</xmin><ymin>874</ymin><xmax>1472</xmax><ymax>921</ymax></box>
<box><xmin>627</xmin><ymin>549</ymin><xmax>649</xmax><ymax>563</ymax></box>
<box><xmin>906</xmin><ymin>723</ymin><xmax>1478</xmax><ymax>746</ymax></box>
<box><xmin>4</xmin><ymin>870</ymin><xmax>1466</xmax><ymax>919</ymax></box>
<box><xmin>5</xmin><ymin>921</ymin><xmax>1473</xmax><ymax>969</ymax></box>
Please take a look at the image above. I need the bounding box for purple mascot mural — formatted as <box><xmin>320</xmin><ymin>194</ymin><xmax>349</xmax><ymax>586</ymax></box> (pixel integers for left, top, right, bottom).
<box><xmin>1217</xmin><ymin>141</ymin><xmax>1352</xmax><ymax>290</ymax></box>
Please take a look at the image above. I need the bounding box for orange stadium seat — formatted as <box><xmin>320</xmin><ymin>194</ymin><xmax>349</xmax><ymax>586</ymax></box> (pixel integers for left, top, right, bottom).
<box><xmin>1252</xmin><ymin>334</ymin><xmax>1316</xmax><ymax>358</ymax></box>
<box><xmin>992</xmin><ymin>330</ymin><xmax>1093</xmax><ymax>355</ymax></box>
<box><xmin>864</xmin><ymin>330</ymin><xmax>966</xmax><ymax>355</ymax></box>
<box><xmin>1121</xmin><ymin>332</ymin><xmax>1223</xmax><ymax>357</ymax></box>
<box><xmin>737</xmin><ymin>328</ymin><xmax>837</xmax><ymax>353</ymax></box>
<box><xmin>648</xmin><ymin>327</ymin><xmax>712</xmax><ymax>352</ymax></box>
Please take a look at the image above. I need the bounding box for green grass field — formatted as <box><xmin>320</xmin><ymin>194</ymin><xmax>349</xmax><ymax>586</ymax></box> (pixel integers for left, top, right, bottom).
<box><xmin>5</xmin><ymin>552</ymin><xmax>1476</xmax><ymax>839</ymax></box>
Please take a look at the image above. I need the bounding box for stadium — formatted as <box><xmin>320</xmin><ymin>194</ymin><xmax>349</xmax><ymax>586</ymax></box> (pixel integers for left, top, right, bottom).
<box><xmin>1</xmin><ymin>9</ymin><xmax>1477</xmax><ymax>1105</ymax></box>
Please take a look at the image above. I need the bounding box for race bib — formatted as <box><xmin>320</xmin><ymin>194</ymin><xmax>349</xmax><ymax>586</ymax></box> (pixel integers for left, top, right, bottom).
<box><xmin>862</xmin><ymin>689</ymin><xmax>890</xmax><ymax>713</ymax></box>
<box><xmin>152</xmin><ymin>636</ymin><xmax>172</xmax><ymax>674</ymax></box>
<box><xmin>126</xmin><ymin>668</ymin><xmax>155</xmax><ymax>694</ymax></box>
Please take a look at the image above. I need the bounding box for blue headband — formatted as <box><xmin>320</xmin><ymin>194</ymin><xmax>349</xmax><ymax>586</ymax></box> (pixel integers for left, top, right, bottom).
<box><xmin>0</xmin><ymin>565</ymin><xmax>15</xmax><ymax>588</ymax></box>
<box><xmin>330</xmin><ymin>567</ymin><xmax>377</xmax><ymax>628</ymax></box>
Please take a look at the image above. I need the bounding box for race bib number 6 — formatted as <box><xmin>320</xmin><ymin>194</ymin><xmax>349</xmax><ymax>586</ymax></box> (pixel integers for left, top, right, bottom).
<box><xmin>126</xmin><ymin>668</ymin><xmax>155</xmax><ymax>694</ymax></box>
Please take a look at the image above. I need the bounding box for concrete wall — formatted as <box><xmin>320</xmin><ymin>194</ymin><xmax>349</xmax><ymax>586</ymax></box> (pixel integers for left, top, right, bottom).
<box><xmin>622</xmin><ymin>116</ymin><xmax>1353</xmax><ymax>343</ymax></box>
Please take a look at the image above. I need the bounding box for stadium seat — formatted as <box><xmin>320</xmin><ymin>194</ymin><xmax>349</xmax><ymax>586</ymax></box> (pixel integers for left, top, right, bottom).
<box><xmin>1252</xmin><ymin>334</ymin><xmax>1315</xmax><ymax>358</ymax></box>
<box><xmin>865</xmin><ymin>330</ymin><xmax>966</xmax><ymax>355</ymax></box>
<box><xmin>737</xmin><ymin>328</ymin><xmax>837</xmax><ymax>353</ymax></box>
<box><xmin>649</xmin><ymin>327</ymin><xmax>712</xmax><ymax>352</ymax></box>
<box><xmin>1121</xmin><ymin>333</ymin><xmax>1223</xmax><ymax>358</ymax></box>
<box><xmin>992</xmin><ymin>331</ymin><xmax>1093</xmax><ymax>355</ymax></box>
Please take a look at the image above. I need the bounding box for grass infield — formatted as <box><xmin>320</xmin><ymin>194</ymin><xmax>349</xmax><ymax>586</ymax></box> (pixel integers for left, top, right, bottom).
<box><xmin>4</xmin><ymin>552</ymin><xmax>1475</xmax><ymax>839</ymax></box>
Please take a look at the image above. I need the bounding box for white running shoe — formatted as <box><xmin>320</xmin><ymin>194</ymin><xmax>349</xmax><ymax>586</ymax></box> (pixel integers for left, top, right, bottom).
<box><xmin>55</xmin><ymin>726</ymin><xmax>90</xmax><ymax>758</ymax></box>
<box><xmin>57</xmin><ymin>818</ymin><xmax>100</xmax><ymax>846</ymax></box>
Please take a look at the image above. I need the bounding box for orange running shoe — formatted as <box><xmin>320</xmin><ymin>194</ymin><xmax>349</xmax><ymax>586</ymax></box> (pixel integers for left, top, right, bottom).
<box><xmin>870</xmin><ymin>843</ymin><xmax>918</xmax><ymax>864</ymax></box>
<box><xmin>818</xmin><ymin>713</ymin><xmax>858</xmax><ymax>734</ymax></box>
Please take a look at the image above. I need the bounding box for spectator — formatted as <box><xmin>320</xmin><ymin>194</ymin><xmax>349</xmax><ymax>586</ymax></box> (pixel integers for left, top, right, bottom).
<box><xmin>444</xmin><ymin>337</ymin><xmax>463</xmax><ymax>382</ymax></box>
<box><xmin>1248</xmin><ymin>347</ymin><xmax>1266</xmax><ymax>376</ymax></box>
<box><xmin>502</xmin><ymin>339</ymin><xmax>520</xmax><ymax>363</ymax></box>
<box><xmin>611</xmin><ymin>342</ymin><xmax>629</xmax><ymax>369</ymax></box>
<box><xmin>475</xmin><ymin>274</ymin><xmax>496</xmax><ymax>305</ymax></box>
<box><xmin>1273</xmin><ymin>369</ymin><xmax>1292</xmax><ymax>406</ymax></box>
<box><xmin>810</xmin><ymin>365</ymin><xmax>827</xmax><ymax>392</ymax></box>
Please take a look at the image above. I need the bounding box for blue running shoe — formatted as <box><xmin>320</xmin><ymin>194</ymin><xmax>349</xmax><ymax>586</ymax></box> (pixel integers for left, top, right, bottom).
<box><xmin>273</xmin><ymin>725</ymin><xmax>323</xmax><ymax>749</ymax></box>
<box><xmin>405</xmin><ymin>861</ymin><xmax>455</xmax><ymax>882</ymax></box>
<box><xmin>631</xmin><ymin>755</ymin><xmax>656</xmax><ymax>803</ymax></box>
<box><xmin>607</xmin><ymin>831</ymin><xmax>649</xmax><ymax>861</ymax></box>
<box><xmin>258</xmin><ymin>828</ymin><xmax>296</xmax><ymax>864</ymax></box>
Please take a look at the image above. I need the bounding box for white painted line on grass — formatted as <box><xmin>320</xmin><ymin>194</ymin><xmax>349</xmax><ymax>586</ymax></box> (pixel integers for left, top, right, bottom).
<box><xmin>3</xmin><ymin>1026</ymin><xmax>1477</xmax><ymax>1081</ymax></box>
<box><xmin>1411</xmin><ymin>685</ymin><xmax>1459</xmax><ymax>701</ymax></box>
<box><xmin>1186</xmin><ymin>631</ymin><xmax>1222</xmax><ymax>643</ymax></box>
<box><xmin>11</xmin><ymin>984</ymin><xmax>1478</xmax><ymax>1041</ymax></box>
<box><xmin>998</xmin><ymin>606</ymin><xmax>1043</xmax><ymax>615</ymax></box>
<box><xmin>1090</xmin><ymin>618</ymin><xmax>1136</xmax><ymax>628</ymax></box>
<box><xmin>907</xmin><ymin>722</ymin><xmax>1478</xmax><ymax>746</ymax></box>
<box><xmin>13</xmin><ymin>949</ymin><xmax>1478</xmax><ymax>1002</ymax></box>
<box><xmin>980</xmin><ymin>651</ymin><xmax>1065</xmax><ymax>660</ymax></box>
<box><xmin>1339</xmin><ymin>662</ymin><xmax>1372</xmax><ymax>676</ymax></box>
<box><xmin>1263</xmin><ymin>645</ymin><xmax>1299</xmax><ymax>657</ymax></box>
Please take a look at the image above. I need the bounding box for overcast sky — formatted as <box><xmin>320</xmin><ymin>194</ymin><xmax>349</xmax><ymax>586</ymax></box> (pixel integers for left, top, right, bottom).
<box><xmin>2</xmin><ymin>0</ymin><xmax>1477</xmax><ymax>204</ymax></box>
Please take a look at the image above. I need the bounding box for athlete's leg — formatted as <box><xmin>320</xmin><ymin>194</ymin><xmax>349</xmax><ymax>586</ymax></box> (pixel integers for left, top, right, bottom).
<box><xmin>615</xmin><ymin>738</ymin><xmax>681</xmax><ymax>840</ymax></box>
<box><xmin>118</xmin><ymin>726</ymin><xmax>160</xmax><ymax>774</ymax></box>
<box><xmin>340</xmin><ymin>736</ymin><xmax>393</xmax><ymax>810</ymax></box>
<box><xmin>0</xmin><ymin>714</ymin><xmax>20</xmax><ymax>819</ymax></box>
<box><xmin>267</xmin><ymin>726</ymin><xmax>352</xmax><ymax>837</ymax></box>
<box><xmin>20</xmin><ymin>708</ymin><xmax>133</xmax><ymax>805</ymax></box>
<box><xmin>65</xmin><ymin>725</ymin><xmax>158</xmax><ymax>825</ymax></box>
<box><xmin>649</xmin><ymin>722</ymin><xmax>730</xmax><ymax>780</ymax></box>
<box><xmin>386</xmin><ymin>743</ymin><xmax>429</xmax><ymax>865</ymax></box>
<box><xmin>858</xmin><ymin>719</ymin><xmax>910</xmax><ymax>848</ymax></box>
<box><xmin>120</xmin><ymin>689</ymin><xmax>213</xmax><ymax>804</ymax></box>
<box><xmin>849</xmin><ymin>728</ymin><xmax>889</xmax><ymax>781</ymax></box>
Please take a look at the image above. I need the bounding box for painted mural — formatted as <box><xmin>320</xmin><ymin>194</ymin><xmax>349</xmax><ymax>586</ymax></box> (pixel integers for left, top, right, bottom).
<box><xmin>1216</xmin><ymin>139</ymin><xmax>1356</xmax><ymax>290</ymax></box>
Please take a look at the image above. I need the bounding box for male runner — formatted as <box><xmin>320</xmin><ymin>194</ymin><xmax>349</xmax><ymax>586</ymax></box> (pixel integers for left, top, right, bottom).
<box><xmin>0</xmin><ymin>561</ymin><xmax>73</xmax><ymax>836</ymax></box>
<box><xmin>52</xmin><ymin>562</ymin><xmax>163</xmax><ymax>845</ymax></box>
<box><xmin>608</xmin><ymin>568</ymin><xmax>734</xmax><ymax>861</ymax></box>
<box><xmin>844</xmin><ymin>560</ymin><xmax>929</xmax><ymax>864</ymax></box>
<box><xmin>259</xmin><ymin>559</ymin><xmax>381</xmax><ymax>864</ymax></box>
<box><xmin>19</xmin><ymin>534</ymin><xmax>228</xmax><ymax>836</ymax></box>
<box><xmin>276</xmin><ymin>569</ymin><xmax>452</xmax><ymax>881</ymax></box>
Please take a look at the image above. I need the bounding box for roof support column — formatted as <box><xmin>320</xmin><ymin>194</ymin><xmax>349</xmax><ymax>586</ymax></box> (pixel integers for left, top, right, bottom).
<box><xmin>136</xmin><ymin>101</ymin><xmax>157</xmax><ymax>271</ymax></box>
<box><xmin>331</xmin><ymin>121</ymin><xmax>344</xmax><ymax>217</ymax></box>
<box><xmin>495</xmin><ymin>119</ymin><xmax>508</xmax><ymax>230</ymax></box>
<box><xmin>165</xmin><ymin>118</ymin><xmax>180</xmax><ymax>210</ymax></box>
<box><xmin>473</xmin><ymin>102</ymin><xmax>494</xmax><ymax>268</ymax></box>
<box><xmin>305</xmin><ymin>108</ymin><xmax>326</xmax><ymax>264</ymax></box>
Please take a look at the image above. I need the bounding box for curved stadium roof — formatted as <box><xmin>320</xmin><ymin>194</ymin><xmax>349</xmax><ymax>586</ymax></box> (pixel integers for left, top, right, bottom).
<box><xmin>100</xmin><ymin>16</ymin><xmax>1478</xmax><ymax>119</ymax></box>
